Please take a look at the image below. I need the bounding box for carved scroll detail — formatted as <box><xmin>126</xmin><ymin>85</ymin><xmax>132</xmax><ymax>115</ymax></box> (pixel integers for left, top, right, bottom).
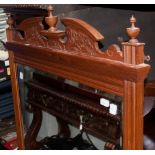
<box><xmin>13</xmin><ymin>16</ymin><xmax>123</xmax><ymax>61</ymax></box>
<box><xmin>103</xmin><ymin>44</ymin><xmax>123</xmax><ymax>61</ymax></box>
<box><xmin>14</xmin><ymin>17</ymin><xmax>48</xmax><ymax>47</ymax></box>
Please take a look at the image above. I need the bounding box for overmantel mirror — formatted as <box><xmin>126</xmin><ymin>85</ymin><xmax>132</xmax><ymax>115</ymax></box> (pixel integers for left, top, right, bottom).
<box><xmin>5</xmin><ymin>5</ymin><xmax>150</xmax><ymax>150</ymax></box>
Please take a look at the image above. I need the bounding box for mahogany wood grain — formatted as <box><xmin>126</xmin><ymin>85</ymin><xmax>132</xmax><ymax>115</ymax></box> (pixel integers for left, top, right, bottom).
<box><xmin>6</xmin><ymin>42</ymin><xmax>150</xmax><ymax>98</ymax></box>
<box><xmin>5</xmin><ymin>8</ymin><xmax>151</xmax><ymax>150</ymax></box>
<box><xmin>122</xmin><ymin>42</ymin><xmax>145</xmax><ymax>149</ymax></box>
<box><xmin>122</xmin><ymin>17</ymin><xmax>149</xmax><ymax>149</ymax></box>
<box><xmin>6</xmin><ymin>15</ymin><xmax>25</xmax><ymax>149</ymax></box>
<box><xmin>123</xmin><ymin>81</ymin><xmax>144</xmax><ymax>149</ymax></box>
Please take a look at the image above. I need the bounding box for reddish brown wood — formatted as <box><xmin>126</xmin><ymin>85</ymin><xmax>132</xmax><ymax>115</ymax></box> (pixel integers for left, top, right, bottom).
<box><xmin>123</xmin><ymin>81</ymin><xmax>144</xmax><ymax>149</ymax></box>
<box><xmin>6</xmin><ymin>42</ymin><xmax>150</xmax><ymax>97</ymax></box>
<box><xmin>13</xmin><ymin>15</ymin><xmax>123</xmax><ymax>61</ymax></box>
<box><xmin>41</xmin><ymin>5</ymin><xmax>65</xmax><ymax>38</ymax></box>
<box><xmin>126</xmin><ymin>15</ymin><xmax>140</xmax><ymax>43</ymax></box>
<box><xmin>5</xmin><ymin>7</ymin><xmax>151</xmax><ymax>150</ymax></box>
<box><xmin>45</xmin><ymin>5</ymin><xmax>58</xmax><ymax>32</ymax></box>
<box><xmin>6</xmin><ymin>15</ymin><xmax>25</xmax><ymax>149</ymax></box>
<box><xmin>122</xmin><ymin>17</ymin><xmax>146</xmax><ymax>149</ymax></box>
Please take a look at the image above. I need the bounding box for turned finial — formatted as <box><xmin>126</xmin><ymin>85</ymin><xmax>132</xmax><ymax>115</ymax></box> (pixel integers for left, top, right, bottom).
<box><xmin>126</xmin><ymin>15</ymin><xmax>140</xmax><ymax>43</ymax></box>
<box><xmin>45</xmin><ymin>5</ymin><xmax>58</xmax><ymax>32</ymax></box>
<box><xmin>7</xmin><ymin>14</ymin><xmax>14</xmax><ymax>29</ymax></box>
<box><xmin>47</xmin><ymin>5</ymin><xmax>54</xmax><ymax>17</ymax></box>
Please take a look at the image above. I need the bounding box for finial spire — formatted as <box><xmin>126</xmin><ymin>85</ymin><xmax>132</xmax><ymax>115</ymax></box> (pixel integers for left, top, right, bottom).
<box><xmin>41</xmin><ymin>5</ymin><xmax>65</xmax><ymax>38</ymax></box>
<box><xmin>126</xmin><ymin>15</ymin><xmax>140</xmax><ymax>43</ymax></box>
<box><xmin>47</xmin><ymin>5</ymin><xmax>54</xmax><ymax>17</ymax></box>
<box><xmin>130</xmin><ymin>15</ymin><xmax>136</xmax><ymax>27</ymax></box>
<box><xmin>45</xmin><ymin>5</ymin><xmax>58</xmax><ymax>32</ymax></box>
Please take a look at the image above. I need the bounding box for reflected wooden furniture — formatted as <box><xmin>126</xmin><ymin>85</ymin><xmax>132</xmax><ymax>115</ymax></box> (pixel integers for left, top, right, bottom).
<box><xmin>5</xmin><ymin>5</ymin><xmax>150</xmax><ymax>149</ymax></box>
<box><xmin>25</xmin><ymin>72</ymin><xmax>121</xmax><ymax>149</ymax></box>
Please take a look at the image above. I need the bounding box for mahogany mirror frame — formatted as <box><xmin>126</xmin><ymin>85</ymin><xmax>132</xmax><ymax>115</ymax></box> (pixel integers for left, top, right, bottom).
<box><xmin>5</xmin><ymin>6</ymin><xmax>150</xmax><ymax>150</ymax></box>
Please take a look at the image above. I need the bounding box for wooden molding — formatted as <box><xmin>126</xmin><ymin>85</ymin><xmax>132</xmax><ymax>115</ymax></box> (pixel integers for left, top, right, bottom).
<box><xmin>5</xmin><ymin>8</ymin><xmax>150</xmax><ymax>150</ymax></box>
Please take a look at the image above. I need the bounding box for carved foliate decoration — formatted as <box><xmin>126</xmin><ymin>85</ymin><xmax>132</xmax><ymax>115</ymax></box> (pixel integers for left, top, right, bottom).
<box><xmin>64</xmin><ymin>26</ymin><xmax>97</xmax><ymax>55</ymax></box>
<box><xmin>14</xmin><ymin>17</ymin><xmax>47</xmax><ymax>47</ymax></box>
<box><xmin>12</xmin><ymin>15</ymin><xmax>123</xmax><ymax>61</ymax></box>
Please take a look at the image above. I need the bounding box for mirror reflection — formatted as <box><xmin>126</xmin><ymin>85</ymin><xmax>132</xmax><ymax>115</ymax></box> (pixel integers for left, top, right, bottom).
<box><xmin>18</xmin><ymin>65</ymin><xmax>123</xmax><ymax>150</ymax></box>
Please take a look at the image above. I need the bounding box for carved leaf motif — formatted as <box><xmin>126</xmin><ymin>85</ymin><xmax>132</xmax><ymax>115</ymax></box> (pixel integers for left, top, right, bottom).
<box><xmin>14</xmin><ymin>17</ymin><xmax>48</xmax><ymax>47</ymax></box>
<box><xmin>65</xmin><ymin>27</ymin><xmax>97</xmax><ymax>56</ymax></box>
<box><xmin>13</xmin><ymin>17</ymin><xmax>123</xmax><ymax>61</ymax></box>
<box><xmin>24</xmin><ymin>25</ymin><xmax>47</xmax><ymax>46</ymax></box>
<box><xmin>47</xmin><ymin>39</ymin><xmax>65</xmax><ymax>50</ymax></box>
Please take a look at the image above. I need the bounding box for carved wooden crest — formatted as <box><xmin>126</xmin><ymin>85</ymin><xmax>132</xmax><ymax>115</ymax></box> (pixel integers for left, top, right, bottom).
<box><xmin>12</xmin><ymin>5</ymin><xmax>123</xmax><ymax>61</ymax></box>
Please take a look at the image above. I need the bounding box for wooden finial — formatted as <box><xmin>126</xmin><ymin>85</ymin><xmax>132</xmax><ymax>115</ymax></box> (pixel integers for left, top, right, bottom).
<box><xmin>126</xmin><ymin>15</ymin><xmax>140</xmax><ymax>43</ymax></box>
<box><xmin>47</xmin><ymin>5</ymin><xmax>54</xmax><ymax>17</ymax></box>
<box><xmin>45</xmin><ymin>5</ymin><xmax>58</xmax><ymax>32</ymax></box>
<box><xmin>7</xmin><ymin>14</ymin><xmax>14</xmax><ymax>29</ymax></box>
<box><xmin>41</xmin><ymin>5</ymin><xmax>65</xmax><ymax>38</ymax></box>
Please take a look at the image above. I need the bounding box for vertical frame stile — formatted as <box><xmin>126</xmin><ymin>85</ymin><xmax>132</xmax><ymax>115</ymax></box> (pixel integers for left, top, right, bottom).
<box><xmin>122</xmin><ymin>16</ymin><xmax>145</xmax><ymax>150</ymax></box>
<box><xmin>6</xmin><ymin>14</ymin><xmax>25</xmax><ymax>149</ymax></box>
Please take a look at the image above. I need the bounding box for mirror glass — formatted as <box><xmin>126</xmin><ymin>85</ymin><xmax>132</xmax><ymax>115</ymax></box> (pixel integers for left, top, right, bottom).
<box><xmin>18</xmin><ymin>65</ymin><xmax>123</xmax><ymax>150</ymax></box>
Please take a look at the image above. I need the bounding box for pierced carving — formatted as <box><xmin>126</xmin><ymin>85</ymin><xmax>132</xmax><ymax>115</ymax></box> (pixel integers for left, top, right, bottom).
<box><xmin>11</xmin><ymin>5</ymin><xmax>123</xmax><ymax>61</ymax></box>
<box><xmin>14</xmin><ymin>17</ymin><xmax>48</xmax><ymax>47</ymax></box>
